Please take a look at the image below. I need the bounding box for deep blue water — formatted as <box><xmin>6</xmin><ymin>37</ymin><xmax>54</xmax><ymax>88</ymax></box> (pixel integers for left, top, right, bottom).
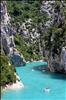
<box><xmin>2</xmin><ymin>61</ymin><xmax>66</xmax><ymax>100</ymax></box>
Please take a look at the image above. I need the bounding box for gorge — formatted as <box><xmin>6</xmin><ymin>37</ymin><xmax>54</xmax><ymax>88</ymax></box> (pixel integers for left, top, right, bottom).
<box><xmin>1</xmin><ymin>0</ymin><xmax>66</xmax><ymax>100</ymax></box>
<box><xmin>1</xmin><ymin>0</ymin><xmax>66</xmax><ymax>72</ymax></box>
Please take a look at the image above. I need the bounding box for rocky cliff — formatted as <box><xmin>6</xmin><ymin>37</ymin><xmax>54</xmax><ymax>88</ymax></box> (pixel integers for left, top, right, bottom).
<box><xmin>1</xmin><ymin>0</ymin><xmax>66</xmax><ymax>73</ymax></box>
<box><xmin>1</xmin><ymin>1</ymin><xmax>26</xmax><ymax>66</ymax></box>
<box><xmin>41</xmin><ymin>1</ymin><xmax>66</xmax><ymax>73</ymax></box>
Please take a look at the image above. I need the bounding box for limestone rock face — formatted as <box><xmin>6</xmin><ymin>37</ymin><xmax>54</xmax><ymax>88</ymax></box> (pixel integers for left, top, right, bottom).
<box><xmin>1</xmin><ymin>1</ymin><xmax>16</xmax><ymax>55</ymax></box>
<box><xmin>1</xmin><ymin>1</ymin><xmax>26</xmax><ymax>66</ymax></box>
<box><xmin>41</xmin><ymin>1</ymin><xmax>66</xmax><ymax>73</ymax></box>
<box><xmin>41</xmin><ymin>1</ymin><xmax>65</xmax><ymax>27</ymax></box>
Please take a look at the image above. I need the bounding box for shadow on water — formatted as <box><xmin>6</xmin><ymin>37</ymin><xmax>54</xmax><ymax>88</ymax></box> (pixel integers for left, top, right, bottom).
<box><xmin>43</xmin><ymin>71</ymin><xmax>66</xmax><ymax>80</ymax></box>
<box><xmin>33</xmin><ymin>65</ymin><xmax>48</xmax><ymax>71</ymax></box>
<box><xmin>33</xmin><ymin>65</ymin><xmax>66</xmax><ymax>80</ymax></box>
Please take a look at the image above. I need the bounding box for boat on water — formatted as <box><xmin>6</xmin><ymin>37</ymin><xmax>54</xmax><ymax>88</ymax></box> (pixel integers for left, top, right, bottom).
<box><xmin>43</xmin><ymin>87</ymin><xmax>50</xmax><ymax>92</ymax></box>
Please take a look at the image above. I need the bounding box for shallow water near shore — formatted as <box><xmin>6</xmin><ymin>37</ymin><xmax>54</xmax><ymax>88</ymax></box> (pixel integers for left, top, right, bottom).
<box><xmin>2</xmin><ymin>61</ymin><xmax>66</xmax><ymax>100</ymax></box>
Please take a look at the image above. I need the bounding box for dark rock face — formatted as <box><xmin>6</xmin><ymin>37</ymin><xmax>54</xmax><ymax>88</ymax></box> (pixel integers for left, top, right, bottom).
<box><xmin>53</xmin><ymin>4</ymin><xmax>65</xmax><ymax>26</ymax></box>
<box><xmin>48</xmin><ymin>49</ymin><xmax>66</xmax><ymax>74</ymax></box>
<box><xmin>1</xmin><ymin>1</ymin><xmax>26</xmax><ymax>66</ymax></box>
<box><xmin>11</xmin><ymin>53</ymin><xmax>26</xmax><ymax>66</ymax></box>
<box><xmin>50</xmin><ymin>60</ymin><xmax>65</xmax><ymax>73</ymax></box>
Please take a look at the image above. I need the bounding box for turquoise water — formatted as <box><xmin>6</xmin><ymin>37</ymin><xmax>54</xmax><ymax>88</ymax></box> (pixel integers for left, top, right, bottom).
<box><xmin>2</xmin><ymin>61</ymin><xmax>66</xmax><ymax>100</ymax></box>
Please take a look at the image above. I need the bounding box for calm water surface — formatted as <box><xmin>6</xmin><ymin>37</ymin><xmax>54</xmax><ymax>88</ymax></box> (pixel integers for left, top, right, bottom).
<box><xmin>2</xmin><ymin>61</ymin><xmax>66</xmax><ymax>100</ymax></box>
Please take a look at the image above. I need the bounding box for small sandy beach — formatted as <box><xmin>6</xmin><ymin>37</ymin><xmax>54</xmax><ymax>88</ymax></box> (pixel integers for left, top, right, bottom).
<box><xmin>4</xmin><ymin>80</ymin><xmax>24</xmax><ymax>90</ymax></box>
<box><xmin>2</xmin><ymin>74</ymin><xmax>24</xmax><ymax>91</ymax></box>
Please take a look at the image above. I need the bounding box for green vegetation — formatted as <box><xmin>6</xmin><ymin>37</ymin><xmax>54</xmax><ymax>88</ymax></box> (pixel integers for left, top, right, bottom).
<box><xmin>7</xmin><ymin>1</ymin><xmax>66</xmax><ymax>53</ymax></box>
<box><xmin>7</xmin><ymin>1</ymin><xmax>40</xmax><ymax>23</ymax></box>
<box><xmin>7</xmin><ymin>0</ymin><xmax>66</xmax><ymax>58</ymax></box>
<box><xmin>0</xmin><ymin>52</ymin><xmax>16</xmax><ymax>86</ymax></box>
<box><xmin>1</xmin><ymin>0</ymin><xmax>66</xmax><ymax>87</ymax></box>
<box><xmin>47</xmin><ymin>1</ymin><xmax>66</xmax><ymax>51</ymax></box>
<box><xmin>14</xmin><ymin>33</ymin><xmax>41</xmax><ymax>61</ymax></box>
<box><xmin>7</xmin><ymin>0</ymin><xmax>48</xmax><ymax>58</ymax></box>
<box><xmin>7</xmin><ymin>1</ymin><xmax>48</xmax><ymax>27</ymax></box>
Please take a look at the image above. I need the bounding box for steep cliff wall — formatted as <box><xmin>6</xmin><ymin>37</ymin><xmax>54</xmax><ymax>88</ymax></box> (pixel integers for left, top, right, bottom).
<box><xmin>1</xmin><ymin>0</ymin><xmax>66</xmax><ymax>73</ymax></box>
<box><xmin>41</xmin><ymin>1</ymin><xmax>66</xmax><ymax>73</ymax></box>
<box><xmin>1</xmin><ymin>1</ymin><xmax>15</xmax><ymax>55</ymax></box>
<box><xmin>1</xmin><ymin>1</ymin><xmax>26</xmax><ymax>66</ymax></box>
